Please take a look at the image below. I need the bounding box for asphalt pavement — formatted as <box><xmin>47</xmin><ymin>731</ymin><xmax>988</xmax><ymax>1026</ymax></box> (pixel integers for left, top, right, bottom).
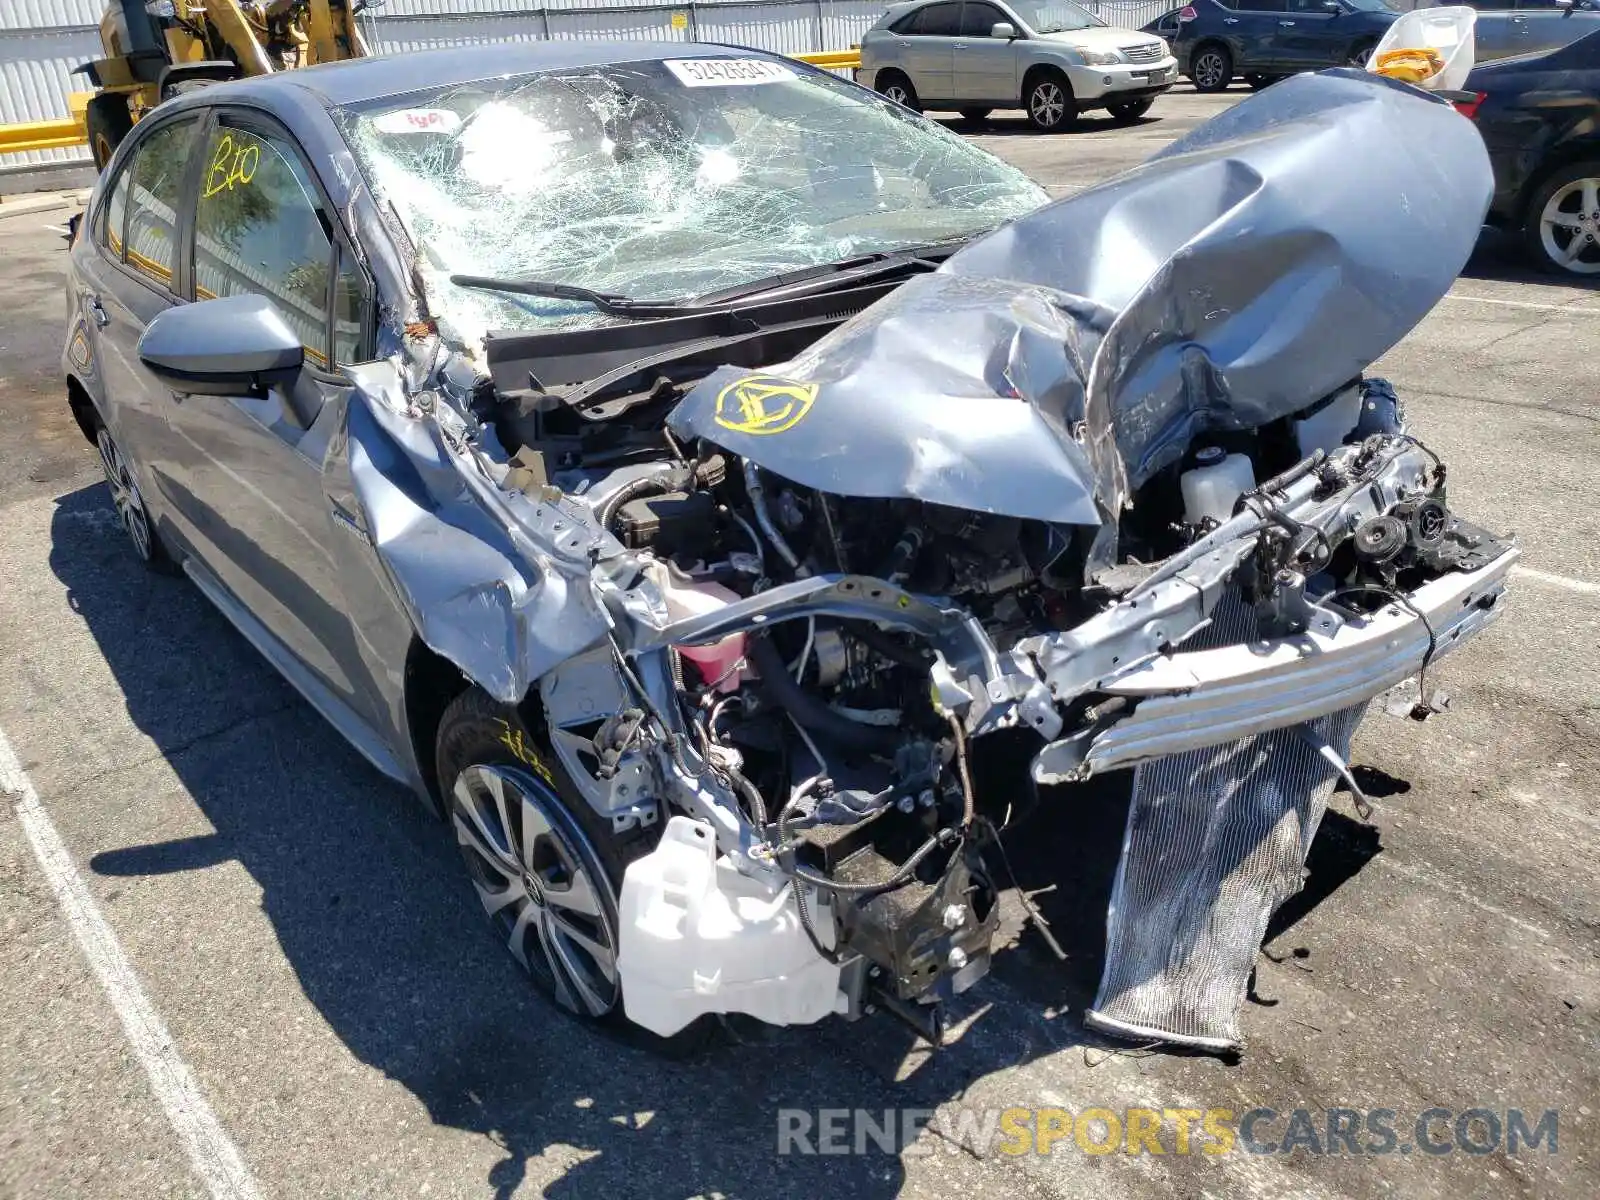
<box><xmin>2</xmin><ymin>84</ymin><xmax>1598</xmax><ymax>1200</ymax></box>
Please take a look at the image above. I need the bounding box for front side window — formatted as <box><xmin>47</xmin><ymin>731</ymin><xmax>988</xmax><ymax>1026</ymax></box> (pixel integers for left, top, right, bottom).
<box><xmin>193</xmin><ymin>123</ymin><xmax>341</xmax><ymax>368</ymax></box>
<box><xmin>962</xmin><ymin>3</ymin><xmax>1010</xmax><ymax>34</ymax></box>
<box><xmin>1004</xmin><ymin>0</ymin><xmax>1103</xmax><ymax>33</ymax></box>
<box><xmin>337</xmin><ymin>59</ymin><xmax>1046</xmax><ymax>343</ymax></box>
<box><xmin>119</xmin><ymin>118</ymin><xmax>201</xmax><ymax>287</ymax></box>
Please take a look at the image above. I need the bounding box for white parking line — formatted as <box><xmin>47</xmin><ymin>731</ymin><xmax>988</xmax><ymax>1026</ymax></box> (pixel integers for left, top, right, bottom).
<box><xmin>1440</xmin><ymin>293</ymin><xmax>1600</xmax><ymax>314</ymax></box>
<box><xmin>1513</xmin><ymin>566</ymin><xmax>1600</xmax><ymax>597</ymax></box>
<box><xmin>0</xmin><ymin>725</ymin><xmax>262</xmax><ymax>1200</ymax></box>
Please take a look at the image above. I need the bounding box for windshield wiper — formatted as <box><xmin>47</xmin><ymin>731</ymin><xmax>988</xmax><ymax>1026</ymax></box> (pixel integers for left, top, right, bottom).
<box><xmin>686</xmin><ymin>241</ymin><xmax>965</xmax><ymax>308</ymax></box>
<box><xmin>447</xmin><ymin>275</ymin><xmax>695</xmax><ymax>321</ymax></box>
<box><xmin>449</xmin><ymin>240</ymin><xmax>964</xmax><ymax>322</ymax></box>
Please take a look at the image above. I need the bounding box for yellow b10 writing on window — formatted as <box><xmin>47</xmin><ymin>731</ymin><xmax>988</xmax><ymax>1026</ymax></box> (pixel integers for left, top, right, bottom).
<box><xmin>203</xmin><ymin>132</ymin><xmax>261</xmax><ymax>199</ymax></box>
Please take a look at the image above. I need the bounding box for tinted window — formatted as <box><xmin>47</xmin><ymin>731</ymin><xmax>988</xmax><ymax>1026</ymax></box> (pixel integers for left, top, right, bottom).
<box><xmin>194</xmin><ymin>123</ymin><xmax>338</xmax><ymax>368</ymax></box>
<box><xmin>961</xmin><ymin>2</ymin><xmax>1009</xmax><ymax>34</ymax></box>
<box><xmin>1286</xmin><ymin>0</ymin><xmax>1333</xmax><ymax>12</ymax></box>
<box><xmin>916</xmin><ymin>3</ymin><xmax>965</xmax><ymax>34</ymax></box>
<box><xmin>1234</xmin><ymin>0</ymin><xmax>1286</xmax><ymax>10</ymax></box>
<box><xmin>121</xmin><ymin>118</ymin><xmax>201</xmax><ymax>288</ymax></box>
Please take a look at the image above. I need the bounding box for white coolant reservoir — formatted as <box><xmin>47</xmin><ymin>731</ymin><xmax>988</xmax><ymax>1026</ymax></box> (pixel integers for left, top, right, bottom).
<box><xmin>1180</xmin><ymin>447</ymin><xmax>1255</xmax><ymax>526</ymax></box>
<box><xmin>617</xmin><ymin>817</ymin><xmax>843</xmax><ymax>1036</ymax></box>
<box><xmin>643</xmin><ymin>561</ymin><xmax>748</xmax><ymax>692</ymax></box>
<box><xmin>1293</xmin><ymin>386</ymin><xmax>1363</xmax><ymax>457</ymax></box>
<box><xmin>1367</xmin><ymin>6</ymin><xmax>1477</xmax><ymax>91</ymax></box>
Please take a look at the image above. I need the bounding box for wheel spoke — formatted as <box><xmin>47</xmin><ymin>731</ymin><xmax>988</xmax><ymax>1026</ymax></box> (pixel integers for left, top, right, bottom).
<box><xmin>506</xmin><ymin>901</ymin><xmax>538</xmax><ymax>969</ymax></box>
<box><xmin>1561</xmin><ymin>233</ymin><xmax>1590</xmax><ymax>265</ymax></box>
<box><xmin>530</xmin><ymin>914</ymin><xmax>580</xmax><ymax>1011</ymax></box>
<box><xmin>544</xmin><ymin>868</ymin><xmax>601</xmax><ymax>919</ymax></box>
<box><xmin>518</xmin><ymin>796</ymin><xmax>554</xmax><ymax>873</ymax></box>
<box><xmin>452</xmin><ymin>802</ymin><xmax>517</xmax><ymax>877</ymax></box>
<box><xmin>1582</xmin><ymin>179</ymin><xmax>1599</xmax><ymax>217</ymax></box>
<box><xmin>544</xmin><ymin>919</ymin><xmax>613</xmax><ymax>1014</ymax></box>
<box><xmin>471</xmin><ymin>872</ymin><xmax>525</xmax><ymax>915</ymax></box>
<box><xmin>548</xmin><ymin>910</ymin><xmax>617</xmax><ymax>985</ymax></box>
<box><xmin>1548</xmin><ymin>213</ymin><xmax>1585</xmax><ymax>231</ymax></box>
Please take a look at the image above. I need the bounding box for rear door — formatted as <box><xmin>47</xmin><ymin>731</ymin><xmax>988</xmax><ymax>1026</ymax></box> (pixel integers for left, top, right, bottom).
<box><xmin>158</xmin><ymin>108</ymin><xmax>377</xmax><ymax>716</ymax></box>
<box><xmin>953</xmin><ymin>1</ymin><xmax>1020</xmax><ymax>101</ymax></box>
<box><xmin>1225</xmin><ymin>0</ymin><xmax>1289</xmax><ymax>70</ymax></box>
<box><xmin>902</xmin><ymin>1</ymin><xmax>963</xmax><ymax>101</ymax></box>
<box><xmin>72</xmin><ymin>115</ymin><xmax>204</xmax><ymax>500</ymax></box>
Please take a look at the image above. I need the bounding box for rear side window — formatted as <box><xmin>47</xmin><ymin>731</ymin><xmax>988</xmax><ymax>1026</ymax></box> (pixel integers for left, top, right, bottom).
<box><xmin>912</xmin><ymin>2</ymin><xmax>965</xmax><ymax>34</ymax></box>
<box><xmin>1234</xmin><ymin>0</ymin><xmax>1286</xmax><ymax>10</ymax></box>
<box><xmin>109</xmin><ymin>118</ymin><xmax>201</xmax><ymax>287</ymax></box>
<box><xmin>193</xmin><ymin>123</ymin><xmax>348</xmax><ymax>369</ymax></box>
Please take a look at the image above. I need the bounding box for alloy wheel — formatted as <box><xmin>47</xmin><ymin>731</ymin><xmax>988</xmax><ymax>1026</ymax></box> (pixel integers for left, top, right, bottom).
<box><xmin>1029</xmin><ymin>81</ymin><xmax>1067</xmax><ymax>128</ymax></box>
<box><xmin>883</xmin><ymin>82</ymin><xmax>910</xmax><ymax>105</ymax></box>
<box><xmin>1538</xmin><ymin>176</ymin><xmax>1600</xmax><ymax>275</ymax></box>
<box><xmin>1194</xmin><ymin>51</ymin><xmax>1227</xmax><ymax>90</ymax></box>
<box><xmin>451</xmin><ymin>763</ymin><xmax>621</xmax><ymax>1018</ymax></box>
<box><xmin>96</xmin><ymin>427</ymin><xmax>153</xmax><ymax>562</ymax></box>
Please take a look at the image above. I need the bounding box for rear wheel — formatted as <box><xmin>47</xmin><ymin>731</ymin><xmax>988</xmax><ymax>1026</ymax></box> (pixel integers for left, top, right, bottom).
<box><xmin>1190</xmin><ymin>44</ymin><xmax>1233</xmax><ymax>93</ymax></box>
<box><xmin>1107</xmin><ymin>97</ymin><xmax>1154</xmax><ymax>124</ymax></box>
<box><xmin>1024</xmin><ymin>71</ymin><xmax>1076</xmax><ymax>131</ymax></box>
<box><xmin>85</xmin><ymin>94</ymin><xmax>133</xmax><ymax>171</ymax></box>
<box><xmin>95</xmin><ymin>423</ymin><xmax>174</xmax><ymax>572</ymax></box>
<box><xmin>1523</xmin><ymin>161</ymin><xmax>1600</xmax><ymax>277</ymax></box>
<box><xmin>875</xmin><ymin>70</ymin><xmax>921</xmax><ymax>113</ymax></box>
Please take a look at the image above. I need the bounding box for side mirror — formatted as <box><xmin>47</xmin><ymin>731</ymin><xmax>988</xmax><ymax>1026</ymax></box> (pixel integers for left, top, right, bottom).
<box><xmin>139</xmin><ymin>294</ymin><xmax>305</xmax><ymax>397</ymax></box>
<box><xmin>1321</xmin><ymin>1</ymin><xmax>1341</xmax><ymax>12</ymax></box>
<box><xmin>352</xmin><ymin>0</ymin><xmax>386</xmax><ymax>12</ymax></box>
<box><xmin>991</xmin><ymin>21</ymin><xmax>1017</xmax><ymax>38</ymax></box>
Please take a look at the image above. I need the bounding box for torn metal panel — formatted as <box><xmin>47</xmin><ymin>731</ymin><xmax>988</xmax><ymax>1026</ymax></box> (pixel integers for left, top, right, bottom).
<box><xmin>676</xmin><ymin>70</ymin><xmax>1490</xmax><ymax>528</ymax></box>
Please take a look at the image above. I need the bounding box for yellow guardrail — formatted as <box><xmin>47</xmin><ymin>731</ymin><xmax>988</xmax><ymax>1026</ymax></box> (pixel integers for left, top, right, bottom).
<box><xmin>0</xmin><ymin>53</ymin><xmax>863</xmax><ymax>158</ymax></box>
<box><xmin>0</xmin><ymin>117</ymin><xmax>89</xmax><ymax>155</ymax></box>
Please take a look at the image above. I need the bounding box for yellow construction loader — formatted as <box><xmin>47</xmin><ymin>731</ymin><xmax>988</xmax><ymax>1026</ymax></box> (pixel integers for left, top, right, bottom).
<box><xmin>79</xmin><ymin>0</ymin><xmax>380</xmax><ymax>168</ymax></box>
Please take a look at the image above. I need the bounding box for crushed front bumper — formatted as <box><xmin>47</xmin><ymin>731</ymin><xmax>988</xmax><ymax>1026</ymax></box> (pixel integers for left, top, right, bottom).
<box><xmin>1033</xmin><ymin>544</ymin><xmax>1518</xmax><ymax>783</ymax></box>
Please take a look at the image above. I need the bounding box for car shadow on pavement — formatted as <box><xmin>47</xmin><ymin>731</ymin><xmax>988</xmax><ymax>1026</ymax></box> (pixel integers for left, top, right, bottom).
<box><xmin>1462</xmin><ymin>227</ymin><xmax>1600</xmax><ymax>288</ymax></box>
<box><xmin>937</xmin><ymin>112</ymin><xmax>1163</xmax><ymax>137</ymax></box>
<box><xmin>51</xmin><ymin>478</ymin><xmax>1385</xmax><ymax>1198</ymax></box>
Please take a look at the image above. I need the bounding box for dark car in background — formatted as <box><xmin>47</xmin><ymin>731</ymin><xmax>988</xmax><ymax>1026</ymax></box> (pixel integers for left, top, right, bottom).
<box><xmin>1145</xmin><ymin>0</ymin><xmax>1600</xmax><ymax>91</ymax></box>
<box><xmin>1454</xmin><ymin>26</ymin><xmax>1600</xmax><ymax>274</ymax></box>
<box><xmin>1146</xmin><ymin>0</ymin><xmax>1401</xmax><ymax>92</ymax></box>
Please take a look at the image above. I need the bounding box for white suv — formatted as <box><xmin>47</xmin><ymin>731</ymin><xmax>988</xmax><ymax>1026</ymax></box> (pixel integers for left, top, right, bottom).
<box><xmin>859</xmin><ymin>0</ymin><xmax>1178</xmax><ymax>130</ymax></box>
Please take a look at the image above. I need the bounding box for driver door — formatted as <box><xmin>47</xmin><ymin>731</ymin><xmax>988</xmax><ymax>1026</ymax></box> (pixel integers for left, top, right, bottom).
<box><xmin>953</xmin><ymin>1</ymin><xmax>1021</xmax><ymax>102</ymax></box>
<box><xmin>158</xmin><ymin>110</ymin><xmax>376</xmax><ymax>717</ymax></box>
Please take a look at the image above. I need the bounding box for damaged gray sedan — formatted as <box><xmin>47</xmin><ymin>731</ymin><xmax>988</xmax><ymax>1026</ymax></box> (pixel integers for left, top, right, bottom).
<box><xmin>62</xmin><ymin>41</ymin><xmax>1516</xmax><ymax>1053</ymax></box>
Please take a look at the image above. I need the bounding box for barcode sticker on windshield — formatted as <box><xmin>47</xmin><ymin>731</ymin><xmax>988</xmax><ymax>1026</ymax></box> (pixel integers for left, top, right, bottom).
<box><xmin>664</xmin><ymin>58</ymin><xmax>796</xmax><ymax>87</ymax></box>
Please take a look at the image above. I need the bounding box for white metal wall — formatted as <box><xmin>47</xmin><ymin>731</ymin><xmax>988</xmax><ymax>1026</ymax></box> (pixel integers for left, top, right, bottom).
<box><xmin>4</xmin><ymin>0</ymin><xmax>1176</xmax><ymax>173</ymax></box>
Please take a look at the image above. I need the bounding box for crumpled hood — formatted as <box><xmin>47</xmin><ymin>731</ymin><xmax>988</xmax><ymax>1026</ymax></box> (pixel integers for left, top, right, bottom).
<box><xmin>668</xmin><ymin>69</ymin><xmax>1492</xmax><ymax>523</ymax></box>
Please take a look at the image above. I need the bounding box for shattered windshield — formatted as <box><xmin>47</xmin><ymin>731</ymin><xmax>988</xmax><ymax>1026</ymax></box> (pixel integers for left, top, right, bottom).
<box><xmin>336</xmin><ymin>57</ymin><xmax>1046</xmax><ymax>343</ymax></box>
<box><xmin>1005</xmin><ymin>0</ymin><xmax>1103</xmax><ymax>34</ymax></box>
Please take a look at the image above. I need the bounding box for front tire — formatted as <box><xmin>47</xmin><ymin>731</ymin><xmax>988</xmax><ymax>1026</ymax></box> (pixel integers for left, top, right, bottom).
<box><xmin>1347</xmin><ymin>41</ymin><xmax>1377</xmax><ymax>69</ymax></box>
<box><xmin>435</xmin><ymin>688</ymin><xmax>706</xmax><ymax>1054</ymax></box>
<box><xmin>1024</xmin><ymin>71</ymin><xmax>1076</xmax><ymax>131</ymax></box>
<box><xmin>85</xmin><ymin>94</ymin><xmax>133</xmax><ymax>171</ymax></box>
<box><xmin>1190</xmin><ymin>44</ymin><xmax>1233</xmax><ymax>93</ymax></box>
<box><xmin>1523</xmin><ymin>161</ymin><xmax>1600</xmax><ymax>277</ymax></box>
<box><xmin>875</xmin><ymin>70</ymin><xmax>921</xmax><ymax>113</ymax></box>
<box><xmin>437</xmin><ymin>688</ymin><xmax>630</xmax><ymax>1024</ymax></box>
<box><xmin>1107</xmin><ymin>97</ymin><xmax>1154</xmax><ymax>124</ymax></box>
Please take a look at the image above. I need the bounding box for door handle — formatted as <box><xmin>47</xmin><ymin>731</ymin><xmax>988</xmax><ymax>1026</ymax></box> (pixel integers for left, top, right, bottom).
<box><xmin>1223</xmin><ymin>16</ymin><xmax>1239</xmax><ymax>23</ymax></box>
<box><xmin>87</xmin><ymin>295</ymin><xmax>108</xmax><ymax>328</ymax></box>
<box><xmin>954</xmin><ymin>40</ymin><xmax>969</xmax><ymax>47</ymax></box>
<box><xmin>1279</xmin><ymin>19</ymin><xmax>1296</xmax><ymax>26</ymax></box>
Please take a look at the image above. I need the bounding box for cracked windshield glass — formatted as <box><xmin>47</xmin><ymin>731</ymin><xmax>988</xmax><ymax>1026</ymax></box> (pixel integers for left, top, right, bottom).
<box><xmin>337</xmin><ymin>58</ymin><xmax>1046</xmax><ymax>343</ymax></box>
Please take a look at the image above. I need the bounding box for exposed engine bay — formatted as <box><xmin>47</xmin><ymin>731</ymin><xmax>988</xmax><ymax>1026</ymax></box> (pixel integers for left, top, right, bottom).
<box><xmin>348</xmin><ymin>67</ymin><xmax>1518</xmax><ymax>1050</ymax></box>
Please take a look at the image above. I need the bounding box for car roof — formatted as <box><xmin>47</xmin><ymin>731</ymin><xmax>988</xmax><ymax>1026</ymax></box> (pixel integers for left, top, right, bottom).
<box><xmin>175</xmin><ymin>40</ymin><xmax>786</xmax><ymax>109</ymax></box>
